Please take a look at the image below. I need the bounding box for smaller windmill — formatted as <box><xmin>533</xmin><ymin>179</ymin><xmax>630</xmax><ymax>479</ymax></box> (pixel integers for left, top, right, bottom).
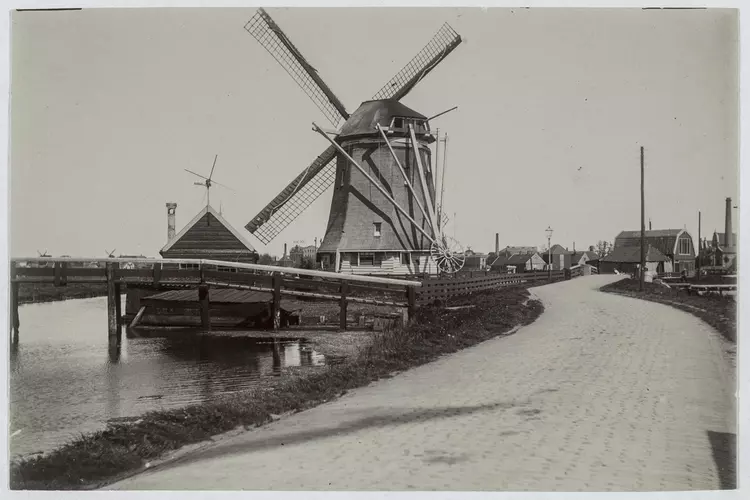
<box><xmin>184</xmin><ymin>155</ymin><xmax>235</xmax><ymax>208</ymax></box>
<box><xmin>37</xmin><ymin>249</ymin><xmax>50</xmax><ymax>258</ymax></box>
<box><xmin>105</xmin><ymin>249</ymin><xmax>117</xmax><ymax>258</ymax></box>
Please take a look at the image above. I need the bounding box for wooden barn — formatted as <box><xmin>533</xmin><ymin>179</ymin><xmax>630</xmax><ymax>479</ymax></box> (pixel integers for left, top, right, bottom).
<box><xmin>611</xmin><ymin>229</ymin><xmax>697</xmax><ymax>274</ymax></box>
<box><xmin>160</xmin><ymin>204</ymin><xmax>259</xmax><ymax>264</ymax></box>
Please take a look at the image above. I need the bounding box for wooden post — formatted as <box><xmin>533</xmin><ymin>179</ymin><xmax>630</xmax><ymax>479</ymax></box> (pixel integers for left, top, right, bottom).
<box><xmin>640</xmin><ymin>146</ymin><xmax>645</xmax><ymax>292</ymax></box>
<box><xmin>406</xmin><ymin>285</ymin><xmax>417</xmax><ymax>325</ymax></box>
<box><xmin>106</xmin><ymin>263</ymin><xmax>119</xmax><ymax>339</ymax></box>
<box><xmin>272</xmin><ymin>273</ymin><xmax>282</xmax><ymax>330</ymax></box>
<box><xmin>10</xmin><ymin>261</ymin><xmax>19</xmax><ymax>344</ymax></box>
<box><xmin>340</xmin><ymin>282</ymin><xmax>349</xmax><ymax>331</ymax></box>
<box><xmin>271</xmin><ymin>338</ymin><xmax>282</xmax><ymax>372</ymax></box>
<box><xmin>114</xmin><ymin>283</ymin><xmax>122</xmax><ymax>326</ymax></box>
<box><xmin>199</xmin><ymin>284</ymin><xmax>211</xmax><ymax>331</ymax></box>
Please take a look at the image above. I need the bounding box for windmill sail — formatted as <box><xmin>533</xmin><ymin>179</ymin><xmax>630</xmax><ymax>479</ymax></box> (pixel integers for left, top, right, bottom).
<box><xmin>245</xmin><ymin>146</ymin><xmax>337</xmax><ymax>243</ymax></box>
<box><xmin>243</xmin><ymin>11</ymin><xmax>463</xmax><ymax>244</ymax></box>
<box><xmin>371</xmin><ymin>23</ymin><xmax>462</xmax><ymax>102</ymax></box>
<box><xmin>244</xmin><ymin>8</ymin><xmax>349</xmax><ymax>127</ymax></box>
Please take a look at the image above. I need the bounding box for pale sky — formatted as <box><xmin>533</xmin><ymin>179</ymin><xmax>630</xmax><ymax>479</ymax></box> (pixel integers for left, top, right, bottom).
<box><xmin>10</xmin><ymin>7</ymin><xmax>739</xmax><ymax>258</ymax></box>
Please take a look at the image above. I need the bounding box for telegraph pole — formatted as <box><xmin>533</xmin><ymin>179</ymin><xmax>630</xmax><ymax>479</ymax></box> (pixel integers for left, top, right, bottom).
<box><xmin>640</xmin><ymin>146</ymin><xmax>645</xmax><ymax>292</ymax></box>
<box><xmin>697</xmin><ymin>211</ymin><xmax>701</xmax><ymax>281</ymax></box>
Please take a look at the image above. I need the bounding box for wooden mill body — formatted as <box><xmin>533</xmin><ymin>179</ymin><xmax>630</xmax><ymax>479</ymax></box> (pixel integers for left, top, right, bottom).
<box><xmin>317</xmin><ymin>99</ymin><xmax>439</xmax><ymax>275</ymax></box>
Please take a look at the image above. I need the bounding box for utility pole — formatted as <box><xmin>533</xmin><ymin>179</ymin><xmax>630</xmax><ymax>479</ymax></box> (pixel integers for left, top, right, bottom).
<box><xmin>697</xmin><ymin>211</ymin><xmax>701</xmax><ymax>281</ymax></box>
<box><xmin>640</xmin><ymin>146</ymin><xmax>645</xmax><ymax>292</ymax></box>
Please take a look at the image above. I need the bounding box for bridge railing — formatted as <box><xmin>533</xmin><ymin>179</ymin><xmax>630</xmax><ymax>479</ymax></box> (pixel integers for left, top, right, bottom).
<box><xmin>9</xmin><ymin>258</ymin><xmax>422</xmax><ymax>337</ymax></box>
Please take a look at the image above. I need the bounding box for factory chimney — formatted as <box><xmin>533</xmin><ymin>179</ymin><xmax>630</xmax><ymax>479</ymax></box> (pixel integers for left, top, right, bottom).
<box><xmin>725</xmin><ymin>197</ymin><xmax>733</xmax><ymax>247</ymax></box>
<box><xmin>166</xmin><ymin>202</ymin><xmax>177</xmax><ymax>243</ymax></box>
<box><xmin>495</xmin><ymin>233</ymin><xmax>499</xmax><ymax>255</ymax></box>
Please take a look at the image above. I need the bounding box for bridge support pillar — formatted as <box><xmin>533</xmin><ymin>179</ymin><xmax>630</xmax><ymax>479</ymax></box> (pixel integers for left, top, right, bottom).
<box><xmin>10</xmin><ymin>281</ymin><xmax>19</xmax><ymax>344</ymax></box>
<box><xmin>106</xmin><ymin>263</ymin><xmax>122</xmax><ymax>356</ymax></box>
<box><xmin>199</xmin><ymin>284</ymin><xmax>211</xmax><ymax>331</ymax></box>
<box><xmin>272</xmin><ymin>274</ymin><xmax>282</xmax><ymax>330</ymax></box>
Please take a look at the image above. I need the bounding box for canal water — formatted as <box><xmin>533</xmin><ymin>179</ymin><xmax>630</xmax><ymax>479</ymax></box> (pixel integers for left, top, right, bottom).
<box><xmin>8</xmin><ymin>297</ymin><xmax>325</xmax><ymax>459</ymax></box>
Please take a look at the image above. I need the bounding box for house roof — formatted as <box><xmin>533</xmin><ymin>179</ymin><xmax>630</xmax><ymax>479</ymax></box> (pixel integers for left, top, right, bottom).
<box><xmin>570</xmin><ymin>251</ymin><xmax>599</xmax><ymax>263</ymax></box>
<box><xmin>600</xmin><ymin>245</ymin><xmax>669</xmax><ymax>263</ymax></box>
<box><xmin>492</xmin><ymin>252</ymin><xmax>538</xmax><ymax>267</ymax></box>
<box><xmin>549</xmin><ymin>244</ymin><xmax>569</xmax><ymax>254</ymax></box>
<box><xmin>338</xmin><ymin>99</ymin><xmax>428</xmax><ymax>140</ymax></box>
<box><xmin>501</xmin><ymin>246</ymin><xmax>538</xmax><ymax>255</ymax></box>
<box><xmin>160</xmin><ymin>205</ymin><xmax>257</xmax><ymax>255</ymax></box>
<box><xmin>614</xmin><ymin>229</ymin><xmax>691</xmax><ymax>257</ymax></box>
<box><xmin>713</xmin><ymin>232</ymin><xmax>737</xmax><ymax>247</ymax></box>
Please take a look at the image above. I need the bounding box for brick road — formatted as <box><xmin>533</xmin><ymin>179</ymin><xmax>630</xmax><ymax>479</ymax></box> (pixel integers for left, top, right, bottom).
<box><xmin>109</xmin><ymin>275</ymin><xmax>736</xmax><ymax>491</ymax></box>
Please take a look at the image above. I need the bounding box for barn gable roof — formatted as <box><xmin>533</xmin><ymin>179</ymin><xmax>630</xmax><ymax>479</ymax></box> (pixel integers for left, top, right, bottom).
<box><xmin>614</xmin><ymin>229</ymin><xmax>692</xmax><ymax>257</ymax></box>
<box><xmin>160</xmin><ymin>205</ymin><xmax>257</xmax><ymax>255</ymax></box>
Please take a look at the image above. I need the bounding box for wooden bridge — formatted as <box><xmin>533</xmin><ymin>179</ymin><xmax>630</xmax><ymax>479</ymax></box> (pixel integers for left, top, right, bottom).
<box><xmin>9</xmin><ymin>257</ymin><xmax>579</xmax><ymax>354</ymax></box>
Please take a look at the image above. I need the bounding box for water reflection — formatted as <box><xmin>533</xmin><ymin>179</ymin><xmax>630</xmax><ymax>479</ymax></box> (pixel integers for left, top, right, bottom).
<box><xmin>9</xmin><ymin>297</ymin><xmax>325</xmax><ymax>459</ymax></box>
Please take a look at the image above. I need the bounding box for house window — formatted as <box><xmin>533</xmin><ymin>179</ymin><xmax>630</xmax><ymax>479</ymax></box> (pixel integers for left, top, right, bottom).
<box><xmin>678</xmin><ymin>237</ymin><xmax>691</xmax><ymax>255</ymax></box>
<box><xmin>360</xmin><ymin>253</ymin><xmax>374</xmax><ymax>266</ymax></box>
<box><xmin>373</xmin><ymin>222</ymin><xmax>382</xmax><ymax>237</ymax></box>
<box><xmin>401</xmin><ymin>253</ymin><xmax>411</xmax><ymax>265</ymax></box>
<box><xmin>392</xmin><ymin>117</ymin><xmax>404</xmax><ymax>129</ymax></box>
<box><xmin>347</xmin><ymin>253</ymin><xmax>359</xmax><ymax>267</ymax></box>
<box><xmin>179</xmin><ymin>263</ymin><xmax>200</xmax><ymax>270</ymax></box>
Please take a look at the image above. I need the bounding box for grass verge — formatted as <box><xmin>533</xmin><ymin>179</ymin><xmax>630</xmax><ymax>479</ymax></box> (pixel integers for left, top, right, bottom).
<box><xmin>10</xmin><ymin>286</ymin><xmax>543</xmax><ymax>491</ymax></box>
<box><xmin>600</xmin><ymin>278</ymin><xmax>736</xmax><ymax>343</ymax></box>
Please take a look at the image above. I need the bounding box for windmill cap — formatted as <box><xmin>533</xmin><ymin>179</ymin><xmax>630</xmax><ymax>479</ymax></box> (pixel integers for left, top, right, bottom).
<box><xmin>338</xmin><ymin>99</ymin><xmax>428</xmax><ymax>140</ymax></box>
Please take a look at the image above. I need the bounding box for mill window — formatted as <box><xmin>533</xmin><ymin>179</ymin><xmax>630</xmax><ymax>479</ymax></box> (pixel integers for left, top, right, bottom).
<box><xmin>360</xmin><ymin>253</ymin><xmax>374</xmax><ymax>266</ymax></box>
<box><xmin>401</xmin><ymin>253</ymin><xmax>411</xmax><ymax>265</ymax></box>
<box><xmin>373</xmin><ymin>222</ymin><xmax>382</xmax><ymax>237</ymax></box>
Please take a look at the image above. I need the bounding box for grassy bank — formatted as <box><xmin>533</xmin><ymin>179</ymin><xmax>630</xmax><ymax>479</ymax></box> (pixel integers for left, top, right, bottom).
<box><xmin>10</xmin><ymin>286</ymin><xmax>543</xmax><ymax>490</ymax></box>
<box><xmin>18</xmin><ymin>283</ymin><xmax>109</xmax><ymax>305</ymax></box>
<box><xmin>600</xmin><ymin>278</ymin><xmax>737</xmax><ymax>343</ymax></box>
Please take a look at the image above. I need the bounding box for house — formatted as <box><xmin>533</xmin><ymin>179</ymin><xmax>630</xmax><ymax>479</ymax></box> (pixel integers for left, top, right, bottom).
<box><xmin>491</xmin><ymin>252</ymin><xmax>546</xmax><ymax>273</ymax></box>
<box><xmin>612</xmin><ymin>229</ymin><xmax>697</xmax><ymax>274</ymax></box>
<box><xmin>160</xmin><ymin>204</ymin><xmax>259</xmax><ymax>267</ymax></box>
<box><xmin>464</xmin><ymin>252</ymin><xmax>489</xmax><ymax>270</ymax></box>
<box><xmin>599</xmin><ymin>245</ymin><xmax>670</xmax><ymax>274</ymax></box>
<box><xmin>538</xmin><ymin>244</ymin><xmax>568</xmax><ymax>270</ymax></box>
<box><xmin>569</xmin><ymin>248</ymin><xmax>601</xmax><ymax>268</ymax></box>
<box><xmin>290</xmin><ymin>244</ymin><xmax>318</xmax><ymax>267</ymax></box>
<box><xmin>707</xmin><ymin>230</ymin><xmax>737</xmax><ymax>269</ymax></box>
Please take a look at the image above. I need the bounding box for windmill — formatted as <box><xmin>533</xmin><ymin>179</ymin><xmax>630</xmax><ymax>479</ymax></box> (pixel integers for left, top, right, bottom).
<box><xmin>105</xmin><ymin>249</ymin><xmax>117</xmax><ymax>258</ymax></box>
<box><xmin>243</xmin><ymin>9</ymin><xmax>465</xmax><ymax>274</ymax></box>
<box><xmin>37</xmin><ymin>249</ymin><xmax>50</xmax><ymax>258</ymax></box>
<box><xmin>184</xmin><ymin>154</ymin><xmax>235</xmax><ymax>208</ymax></box>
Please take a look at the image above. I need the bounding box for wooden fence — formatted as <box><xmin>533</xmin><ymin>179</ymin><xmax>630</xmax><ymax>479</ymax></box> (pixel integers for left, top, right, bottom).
<box><xmin>417</xmin><ymin>270</ymin><xmax>567</xmax><ymax>305</ymax></box>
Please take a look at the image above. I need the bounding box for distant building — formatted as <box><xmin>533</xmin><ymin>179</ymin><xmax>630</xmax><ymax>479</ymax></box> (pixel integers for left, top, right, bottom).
<box><xmin>491</xmin><ymin>252</ymin><xmax>546</xmax><ymax>273</ymax></box>
<box><xmin>499</xmin><ymin>246</ymin><xmax>538</xmax><ymax>256</ymax></box>
<box><xmin>602</xmin><ymin>229</ymin><xmax>697</xmax><ymax>274</ymax></box>
<box><xmin>290</xmin><ymin>244</ymin><xmax>318</xmax><ymax>267</ymax></box>
<box><xmin>599</xmin><ymin>245</ymin><xmax>670</xmax><ymax>274</ymax></box>
<box><xmin>464</xmin><ymin>253</ymin><xmax>489</xmax><ymax>269</ymax></box>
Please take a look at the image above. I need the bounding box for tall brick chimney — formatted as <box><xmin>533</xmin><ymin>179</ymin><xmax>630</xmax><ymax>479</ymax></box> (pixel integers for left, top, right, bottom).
<box><xmin>495</xmin><ymin>233</ymin><xmax>499</xmax><ymax>255</ymax></box>
<box><xmin>166</xmin><ymin>202</ymin><xmax>177</xmax><ymax>243</ymax></box>
<box><xmin>725</xmin><ymin>197</ymin><xmax>733</xmax><ymax>247</ymax></box>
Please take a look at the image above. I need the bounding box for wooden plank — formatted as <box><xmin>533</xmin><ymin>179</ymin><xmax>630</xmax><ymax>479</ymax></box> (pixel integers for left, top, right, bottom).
<box><xmin>130</xmin><ymin>305</ymin><xmax>146</xmax><ymax>328</ymax></box>
<box><xmin>10</xmin><ymin>262</ymin><xmax>19</xmax><ymax>342</ymax></box>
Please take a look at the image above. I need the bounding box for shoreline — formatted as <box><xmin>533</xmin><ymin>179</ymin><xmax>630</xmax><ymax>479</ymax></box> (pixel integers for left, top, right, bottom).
<box><xmin>17</xmin><ymin>283</ymin><xmax>109</xmax><ymax>306</ymax></box>
<box><xmin>10</xmin><ymin>285</ymin><xmax>544</xmax><ymax>491</ymax></box>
